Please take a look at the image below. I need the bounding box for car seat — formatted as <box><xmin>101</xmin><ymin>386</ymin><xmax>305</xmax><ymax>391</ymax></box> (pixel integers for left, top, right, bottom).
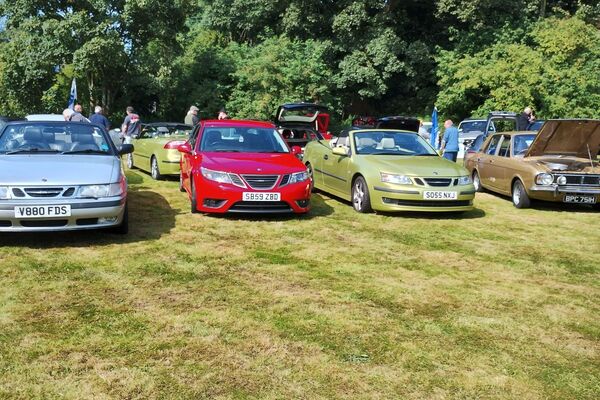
<box><xmin>203</xmin><ymin>130</ymin><xmax>223</xmax><ymax>150</ymax></box>
<box><xmin>378</xmin><ymin>137</ymin><xmax>396</xmax><ymax>150</ymax></box>
<box><xmin>69</xmin><ymin>133</ymin><xmax>99</xmax><ymax>152</ymax></box>
<box><xmin>21</xmin><ymin>127</ymin><xmax>51</xmax><ymax>150</ymax></box>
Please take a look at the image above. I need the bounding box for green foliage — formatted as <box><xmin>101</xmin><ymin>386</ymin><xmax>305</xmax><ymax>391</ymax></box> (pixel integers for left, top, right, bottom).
<box><xmin>226</xmin><ymin>36</ymin><xmax>333</xmax><ymax>120</ymax></box>
<box><xmin>436</xmin><ymin>17</ymin><xmax>600</xmax><ymax>119</ymax></box>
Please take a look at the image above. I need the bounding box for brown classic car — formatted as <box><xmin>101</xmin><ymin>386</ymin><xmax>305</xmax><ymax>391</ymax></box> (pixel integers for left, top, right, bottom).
<box><xmin>464</xmin><ymin>119</ymin><xmax>600</xmax><ymax>208</ymax></box>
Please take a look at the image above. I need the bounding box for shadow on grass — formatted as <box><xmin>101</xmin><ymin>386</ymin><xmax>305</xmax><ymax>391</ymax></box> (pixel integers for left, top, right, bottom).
<box><xmin>0</xmin><ymin>189</ymin><xmax>178</xmax><ymax>248</ymax></box>
<box><xmin>484</xmin><ymin>190</ymin><xmax>599</xmax><ymax>213</ymax></box>
<box><xmin>203</xmin><ymin>192</ymin><xmax>334</xmax><ymax>221</ymax></box>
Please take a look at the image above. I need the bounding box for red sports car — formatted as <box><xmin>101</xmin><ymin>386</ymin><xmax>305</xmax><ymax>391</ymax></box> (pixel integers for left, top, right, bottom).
<box><xmin>178</xmin><ymin>120</ymin><xmax>312</xmax><ymax>214</ymax></box>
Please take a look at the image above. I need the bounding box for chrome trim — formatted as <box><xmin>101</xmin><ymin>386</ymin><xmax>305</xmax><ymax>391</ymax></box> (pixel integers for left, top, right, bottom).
<box><xmin>313</xmin><ymin>168</ymin><xmax>347</xmax><ymax>182</ymax></box>
<box><xmin>241</xmin><ymin>174</ymin><xmax>280</xmax><ymax>190</ymax></box>
<box><xmin>530</xmin><ymin>185</ymin><xmax>600</xmax><ymax>194</ymax></box>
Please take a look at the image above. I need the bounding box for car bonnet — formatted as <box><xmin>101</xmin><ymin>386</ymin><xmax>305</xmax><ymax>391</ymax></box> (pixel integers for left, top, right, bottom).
<box><xmin>0</xmin><ymin>155</ymin><xmax>119</xmax><ymax>186</ymax></box>
<box><xmin>525</xmin><ymin>119</ymin><xmax>600</xmax><ymax>159</ymax></box>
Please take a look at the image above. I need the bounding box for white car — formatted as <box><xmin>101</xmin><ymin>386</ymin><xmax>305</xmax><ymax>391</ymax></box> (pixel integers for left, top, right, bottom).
<box><xmin>457</xmin><ymin>119</ymin><xmax>496</xmax><ymax>159</ymax></box>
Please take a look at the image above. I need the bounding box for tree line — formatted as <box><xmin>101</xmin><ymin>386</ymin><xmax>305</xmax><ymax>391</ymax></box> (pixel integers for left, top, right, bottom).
<box><xmin>0</xmin><ymin>0</ymin><xmax>598</xmax><ymax>127</ymax></box>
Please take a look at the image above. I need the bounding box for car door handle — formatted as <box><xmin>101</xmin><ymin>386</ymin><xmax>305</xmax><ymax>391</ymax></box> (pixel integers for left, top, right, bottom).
<box><xmin>324</xmin><ymin>155</ymin><xmax>329</xmax><ymax>160</ymax></box>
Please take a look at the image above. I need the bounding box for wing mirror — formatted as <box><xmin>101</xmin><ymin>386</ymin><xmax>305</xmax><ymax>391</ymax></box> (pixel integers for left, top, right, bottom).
<box><xmin>178</xmin><ymin>143</ymin><xmax>192</xmax><ymax>154</ymax></box>
<box><xmin>291</xmin><ymin>145</ymin><xmax>302</xmax><ymax>156</ymax></box>
<box><xmin>332</xmin><ymin>146</ymin><xmax>350</xmax><ymax>157</ymax></box>
<box><xmin>118</xmin><ymin>144</ymin><xmax>134</xmax><ymax>155</ymax></box>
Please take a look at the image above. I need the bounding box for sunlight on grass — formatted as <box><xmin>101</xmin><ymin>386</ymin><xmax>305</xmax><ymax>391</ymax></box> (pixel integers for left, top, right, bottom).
<box><xmin>0</xmin><ymin>169</ymin><xmax>599</xmax><ymax>399</ymax></box>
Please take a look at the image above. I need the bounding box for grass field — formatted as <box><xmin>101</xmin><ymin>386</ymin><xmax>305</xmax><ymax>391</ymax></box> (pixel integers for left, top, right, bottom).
<box><xmin>1</xmin><ymin>168</ymin><xmax>599</xmax><ymax>399</ymax></box>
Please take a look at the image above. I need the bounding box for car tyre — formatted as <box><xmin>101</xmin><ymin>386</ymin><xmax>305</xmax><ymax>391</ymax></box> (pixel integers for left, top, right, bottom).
<box><xmin>110</xmin><ymin>203</ymin><xmax>129</xmax><ymax>234</ymax></box>
<box><xmin>512</xmin><ymin>180</ymin><xmax>531</xmax><ymax>209</ymax></box>
<box><xmin>151</xmin><ymin>156</ymin><xmax>163</xmax><ymax>180</ymax></box>
<box><xmin>472</xmin><ymin>170</ymin><xmax>483</xmax><ymax>192</ymax></box>
<box><xmin>190</xmin><ymin>177</ymin><xmax>199</xmax><ymax>214</ymax></box>
<box><xmin>352</xmin><ymin>176</ymin><xmax>372</xmax><ymax>213</ymax></box>
<box><xmin>126</xmin><ymin>153</ymin><xmax>134</xmax><ymax>169</ymax></box>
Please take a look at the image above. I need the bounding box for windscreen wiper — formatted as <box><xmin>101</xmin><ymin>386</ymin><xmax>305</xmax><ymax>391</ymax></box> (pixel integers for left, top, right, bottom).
<box><xmin>61</xmin><ymin>149</ymin><xmax>109</xmax><ymax>155</ymax></box>
<box><xmin>5</xmin><ymin>148</ymin><xmax>61</xmax><ymax>155</ymax></box>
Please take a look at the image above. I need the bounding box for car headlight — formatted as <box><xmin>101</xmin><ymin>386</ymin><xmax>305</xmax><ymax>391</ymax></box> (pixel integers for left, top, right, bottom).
<box><xmin>457</xmin><ymin>176</ymin><xmax>473</xmax><ymax>185</ymax></box>
<box><xmin>381</xmin><ymin>173</ymin><xmax>412</xmax><ymax>185</ymax></box>
<box><xmin>201</xmin><ymin>167</ymin><xmax>246</xmax><ymax>188</ymax></box>
<box><xmin>556</xmin><ymin>175</ymin><xmax>567</xmax><ymax>185</ymax></box>
<box><xmin>0</xmin><ymin>186</ymin><xmax>9</xmax><ymax>199</ymax></box>
<box><xmin>535</xmin><ymin>173</ymin><xmax>554</xmax><ymax>185</ymax></box>
<box><xmin>77</xmin><ymin>183</ymin><xmax>123</xmax><ymax>198</ymax></box>
<box><xmin>289</xmin><ymin>170</ymin><xmax>309</xmax><ymax>184</ymax></box>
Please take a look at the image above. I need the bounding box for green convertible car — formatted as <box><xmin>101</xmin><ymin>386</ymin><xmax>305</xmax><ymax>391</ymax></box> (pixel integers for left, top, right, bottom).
<box><xmin>126</xmin><ymin>123</ymin><xmax>193</xmax><ymax>180</ymax></box>
<box><xmin>303</xmin><ymin>128</ymin><xmax>477</xmax><ymax>213</ymax></box>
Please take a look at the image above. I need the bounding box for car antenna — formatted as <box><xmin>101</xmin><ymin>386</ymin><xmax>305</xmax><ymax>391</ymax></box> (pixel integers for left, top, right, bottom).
<box><xmin>586</xmin><ymin>144</ymin><xmax>595</xmax><ymax>169</ymax></box>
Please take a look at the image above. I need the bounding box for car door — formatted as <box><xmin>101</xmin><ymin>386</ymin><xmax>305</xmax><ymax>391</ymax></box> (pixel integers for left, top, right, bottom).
<box><xmin>477</xmin><ymin>134</ymin><xmax>502</xmax><ymax>188</ymax></box>
<box><xmin>180</xmin><ymin>125</ymin><xmax>201</xmax><ymax>190</ymax></box>
<box><xmin>133</xmin><ymin>128</ymin><xmax>152</xmax><ymax>171</ymax></box>
<box><xmin>322</xmin><ymin>131</ymin><xmax>352</xmax><ymax>194</ymax></box>
<box><xmin>486</xmin><ymin>135</ymin><xmax>512</xmax><ymax>191</ymax></box>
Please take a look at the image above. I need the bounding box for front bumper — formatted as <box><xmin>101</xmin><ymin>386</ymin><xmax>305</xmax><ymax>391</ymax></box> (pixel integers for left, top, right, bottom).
<box><xmin>529</xmin><ymin>184</ymin><xmax>600</xmax><ymax>202</ymax></box>
<box><xmin>371</xmin><ymin>183</ymin><xmax>475</xmax><ymax>212</ymax></box>
<box><xmin>0</xmin><ymin>196</ymin><xmax>127</xmax><ymax>232</ymax></box>
<box><xmin>193</xmin><ymin>176</ymin><xmax>311</xmax><ymax>214</ymax></box>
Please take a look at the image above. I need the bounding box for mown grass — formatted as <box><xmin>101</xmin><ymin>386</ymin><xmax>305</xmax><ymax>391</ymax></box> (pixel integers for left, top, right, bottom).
<box><xmin>0</xmin><ymin>169</ymin><xmax>599</xmax><ymax>399</ymax></box>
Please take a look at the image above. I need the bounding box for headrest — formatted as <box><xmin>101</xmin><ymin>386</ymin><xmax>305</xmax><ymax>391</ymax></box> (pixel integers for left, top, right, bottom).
<box><xmin>24</xmin><ymin>127</ymin><xmax>43</xmax><ymax>142</ymax></box>
<box><xmin>71</xmin><ymin>133</ymin><xmax>95</xmax><ymax>144</ymax></box>
<box><xmin>42</xmin><ymin>129</ymin><xmax>55</xmax><ymax>142</ymax></box>
<box><xmin>204</xmin><ymin>130</ymin><xmax>222</xmax><ymax>141</ymax></box>
<box><xmin>358</xmin><ymin>137</ymin><xmax>376</xmax><ymax>147</ymax></box>
<box><xmin>381</xmin><ymin>138</ymin><xmax>396</xmax><ymax>149</ymax></box>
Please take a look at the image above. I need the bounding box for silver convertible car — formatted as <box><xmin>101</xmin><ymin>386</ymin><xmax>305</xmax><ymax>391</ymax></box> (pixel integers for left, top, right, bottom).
<box><xmin>0</xmin><ymin>121</ymin><xmax>133</xmax><ymax>233</ymax></box>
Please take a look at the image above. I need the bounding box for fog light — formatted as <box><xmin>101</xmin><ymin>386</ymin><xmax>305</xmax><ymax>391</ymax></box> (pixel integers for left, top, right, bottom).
<box><xmin>557</xmin><ymin>175</ymin><xmax>567</xmax><ymax>185</ymax></box>
<box><xmin>98</xmin><ymin>217</ymin><xmax>118</xmax><ymax>224</ymax></box>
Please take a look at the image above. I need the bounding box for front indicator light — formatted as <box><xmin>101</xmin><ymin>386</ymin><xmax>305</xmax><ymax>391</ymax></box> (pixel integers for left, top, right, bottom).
<box><xmin>536</xmin><ymin>173</ymin><xmax>554</xmax><ymax>185</ymax></box>
<box><xmin>381</xmin><ymin>173</ymin><xmax>412</xmax><ymax>185</ymax></box>
<box><xmin>0</xmin><ymin>187</ymin><xmax>9</xmax><ymax>199</ymax></box>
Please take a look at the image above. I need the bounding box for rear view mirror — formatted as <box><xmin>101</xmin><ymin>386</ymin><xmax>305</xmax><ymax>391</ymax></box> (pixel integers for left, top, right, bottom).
<box><xmin>178</xmin><ymin>143</ymin><xmax>192</xmax><ymax>154</ymax></box>
<box><xmin>332</xmin><ymin>146</ymin><xmax>349</xmax><ymax>157</ymax></box>
<box><xmin>118</xmin><ymin>144</ymin><xmax>134</xmax><ymax>155</ymax></box>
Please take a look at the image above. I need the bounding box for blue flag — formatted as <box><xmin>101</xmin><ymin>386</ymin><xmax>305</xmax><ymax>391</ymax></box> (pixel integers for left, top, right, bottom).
<box><xmin>431</xmin><ymin>106</ymin><xmax>438</xmax><ymax>149</ymax></box>
<box><xmin>67</xmin><ymin>78</ymin><xmax>77</xmax><ymax>110</ymax></box>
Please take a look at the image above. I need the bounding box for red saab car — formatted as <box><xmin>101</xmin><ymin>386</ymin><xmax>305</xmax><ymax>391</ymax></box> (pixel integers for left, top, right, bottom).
<box><xmin>178</xmin><ymin>120</ymin><xmax>312</xmax><ymax>214</ymax></box>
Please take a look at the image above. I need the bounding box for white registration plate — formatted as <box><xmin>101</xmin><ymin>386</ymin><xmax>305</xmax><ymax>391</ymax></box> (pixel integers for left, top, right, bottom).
<box><xmin>14</xmin><ymin>205</ymin><xmax>71</xmax><ymax>218</ymax></box>
<box><xmin>564</xmin><ymin>194</ymin><xmax>597</xmax><ymax>204</ymax></box>
<box><xmin>242</xmin><ymin>192</ymin><xmax>281</xmax><ymax>202</ymax></box>
<box><xmin>423</xmin><ymin>191</ymin><xmax>458</xmax><ymax>200</ymax></box>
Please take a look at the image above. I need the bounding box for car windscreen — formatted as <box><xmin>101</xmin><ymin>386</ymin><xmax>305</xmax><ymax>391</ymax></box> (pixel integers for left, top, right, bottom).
<box><xmin>354</xmin><ymin>131</ymin><xmax>437</xmax><ymax>156</ymax></box>
<box><xmin>513</xmin><ymin>134</ymin><xmax>536</xmax><ymax>156</ymax></box>
<box><xmin>0</xmin><ymin>123</ymin><xmax>113</xmax><ymax>155</ymax></box>
<box><xmin>200</xmin><ymin>127</ymin><xmax>289</xmax><ymax>153</ymax></box>
<box><xmin>460</xmin><ymin>121</ymin><xmax>487</xmax><ymax>133</ymax></box>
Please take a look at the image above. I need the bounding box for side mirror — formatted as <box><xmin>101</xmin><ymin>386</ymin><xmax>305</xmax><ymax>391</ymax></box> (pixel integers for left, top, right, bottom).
<box><xmin>178</xmin><ymin>143</ymin><xmax>192</xmax><ymax>154</ymax></box>
<box><xmin>291</xmin><ymin>145</ymin><xmax>302</xmax><ymax>156</ymax></box>
<box><xmin>118</xmin><ymin>144</ymin><xmax>134</xmax><ymax>155</ymax></box>
<box><xmin>332</xmin><ymin>146</ymin><xmax>349</xmax><ymax>157</ymax></box>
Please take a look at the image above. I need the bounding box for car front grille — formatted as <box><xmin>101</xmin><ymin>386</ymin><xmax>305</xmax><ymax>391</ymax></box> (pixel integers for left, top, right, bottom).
<box><xmin>556</xmin><ymin>175</ymin><xmax>600</xmax><ymax>186</ymax></box>
<box><xmin>228</xmin><ymin>201</ymin><xmax>292</xmax><ymax>214</ymax></box>
<box><xmin>10</xmin><ymin>187</ymin><xmax>76</xmax><ymax>198</ymax></box>
<box><xmin>23</xmin><ymin>187</ymin><xmax>64</xmax><ymax>197</ymax></box>
<box><xmin>423</xmin><ymin>178</ymin><xmax>453</xmax><ymax>187</ymax></box>
<box><xmin>242</xmin><ymin>175</ymin><xmax>279</xmax><ymax>190</ymax></box>
<box><xmin>20</xmin><ymin>219</ymin><xmax>69</xmax><ymax>227</ymax></box>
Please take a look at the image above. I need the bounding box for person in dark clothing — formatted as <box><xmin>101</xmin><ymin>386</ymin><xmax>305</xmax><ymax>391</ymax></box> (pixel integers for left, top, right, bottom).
<box><xmin>90</xmin><ymin>106</ymin><xmax>111</xmax><ymax>130</ymax></box>
<box><xmin>517</xmin><ymin>107</ymin><xmax>533</xmax><ymax>131</ymax></box>
<box><xmin>121</xmin><ymin>106</ymin><xmax>141</xmax><ymax>144</ymax></box>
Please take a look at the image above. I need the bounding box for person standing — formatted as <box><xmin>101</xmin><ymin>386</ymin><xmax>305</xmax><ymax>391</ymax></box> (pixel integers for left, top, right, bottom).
<box><xmin>63</xmin><ymin>108</ymin><xmax>90</xmax><ymax>123</ymax></box>
<box><xmin>440</xmin><ymin>119</ymin><xmax>459</xmax><ymax>162</ymax></box>
<box><xmin>517</xmin><ymin>107</ymin><xmax>533</xmax><ymax>130</ymax></box>
<box><xmin>90</xmin><ymin>106</ymin><xmax>111</xmax><ymax>130</ymax></box>
<box><xmin>218</xmin><ymin>107</ymin><xmax>229</xmax><ymax>120</ymax></box>
<box><xmin>184</xmin><ymin>106</ymin><xmax>200</xmax><ymax>126</ymax></box>
<box><xmin>418</xmin><ymin>121</ymin><xmax>430</xmax><ymax>140</ymax></box>
<box><xmin>121</xmin><ymin>106</ymin><xmax>141</xmax><ymax>144</ymax></box>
